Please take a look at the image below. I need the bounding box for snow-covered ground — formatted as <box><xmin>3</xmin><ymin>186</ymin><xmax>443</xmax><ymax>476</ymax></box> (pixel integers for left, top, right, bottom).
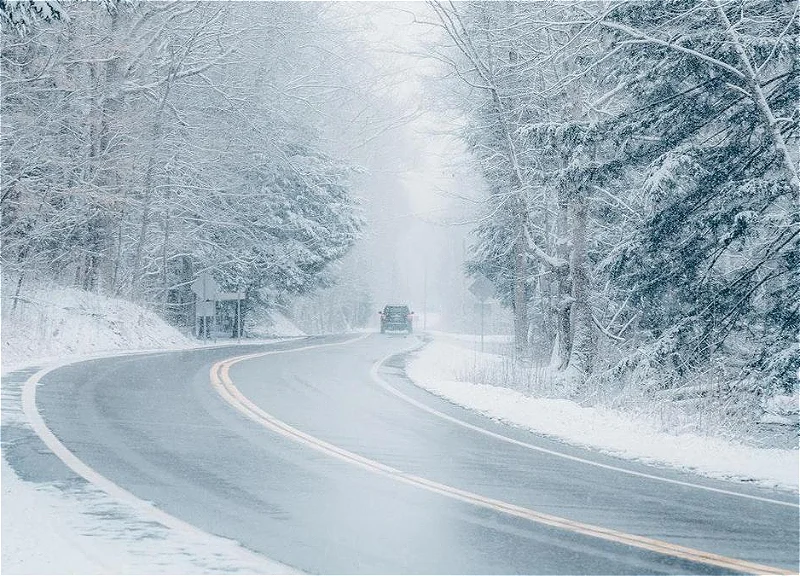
<box><xmin>1</xmin><ymin>285</ymin><xmax>193</xmax><ymax>372</ymax></box>
<box><xmin>247</xmin><ymin>306</ymin><xmax>307</xmax><ymax>339</ymax></box>
<box><xmin>1</xmin><ymin>284</ymin><xmax>305</xmax><ymax>374</ymax></box>
<box><xmin>1</xmin><ymin>458</ymin><xmax>294</xmax><ymax>575</ymax></box>
<box><xmin>2</xmin><ymin>284</ymin><xmax>304</xmax><ymax>573</ymax></box>
<box><xmin>426</xmin><ymin>330</ymin><xmax>514</xmax><ymax>344</ymax></box>
<box><xmin>406</xmin><ymin>336</ymin><xmax>799</xmax><ymax>492</ymax></box>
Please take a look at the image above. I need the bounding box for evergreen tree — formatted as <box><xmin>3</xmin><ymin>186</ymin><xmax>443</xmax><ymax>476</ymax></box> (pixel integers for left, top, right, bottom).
<box><xmin>601</xmin><ymin>0</ymin><xmax>798</xmax><ymax>393</ymax></box>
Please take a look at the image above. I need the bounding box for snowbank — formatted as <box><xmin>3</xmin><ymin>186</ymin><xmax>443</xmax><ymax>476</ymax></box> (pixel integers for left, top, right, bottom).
<box><xmin>1</xmin><ymin>285</ymin><xmax>192</xmax><ymax>372</ymax></box>
<box><xmin>1</xmin><ymin>284</ymin><xmax>307</xmax><ymax>373</ymax></box>
<box><xmin>245</xmin><ymin>305</ymin><xmax>306</xmax><ymax>339</ymax></box>
<box><xmin>259</xmin><ymin>311</ymin><xmax>306</xmax><ymax>338</ymax></box>
<box><xmin>407</xmin><ymin>338</ymin><xmax>799</xmax><ymax>492</ymax></box>
<box><xmin>1</xmin><ymin>458</ymin><xmax>293</xmax><ymax>574</ymax></box>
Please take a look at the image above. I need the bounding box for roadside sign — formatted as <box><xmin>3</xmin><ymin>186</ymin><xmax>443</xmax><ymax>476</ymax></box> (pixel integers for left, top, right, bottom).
<box><xmin>193</xmin><ymin>273</ymin><xmax>220</xmax><ymax>340</ymax></box>
<box><xmin>191</xmin><ymin>272</ymin><xmax>219</xmax><ymax>301</ymax></box>
<box><xmin>469</xmin><ymin>274</ymin><xmax>494</xmax><ymax>302</ymax></box>
<box><xmin>469</xmin><ymin>274</ymin><xmax>494</xmax><ymax>353</ymax></box>
<box><xmin>195</xmin><ymin>300</ymin><xmax>215</xmax><ymax>318</ymax></box>
<box><xmin>217</xmin><ymin>291</ymin><xmax>245</xmax><ymax>301</ymax></box>
<box><xmin>191</xmin><ymin>274</ymin><xmax>244</xmax><ymax>341</ymax></box>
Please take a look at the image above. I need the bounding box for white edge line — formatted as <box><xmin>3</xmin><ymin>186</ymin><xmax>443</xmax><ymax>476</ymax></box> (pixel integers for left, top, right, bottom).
<box><xmin>369</xmin><ymin>344</ymin><xmax>799</xmax><ymax>509</ymax></box>
<box><xmin>18</xmin><ymin>348</ymin><xmax>307</xmax><ymax>575</ymax></box>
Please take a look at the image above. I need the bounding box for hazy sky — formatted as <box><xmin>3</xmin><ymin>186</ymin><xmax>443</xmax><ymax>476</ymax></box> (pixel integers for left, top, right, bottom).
<box><xmin>326</xmin><ymin>2</ymin><xmax>496</xmax><ymax>329</ymax></box>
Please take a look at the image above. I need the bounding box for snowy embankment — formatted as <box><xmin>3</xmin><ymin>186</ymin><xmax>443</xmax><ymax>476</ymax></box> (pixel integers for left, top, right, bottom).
<box><xmin>426</xmin><ymin>330</ymin><xmax>514</xmax><ymax>344</ymax></box>
<box><xmin>1</xmin><ymin>284</ymin><xmax>305</xmax><ymax>373</ymax></box>
<box><xmin>1</xmin><ymin>285</ymin><xmax>193</xmax><ymax>372</ymax></box>
<box><xmin>1</xmin><ymin>284</ymin><xmax>302</xmax><ymax>573</ymax></box>
<box><xmin>407</xmin><ymin>336</ymin><xmax>799</xmax><ymax>492</ymax></box>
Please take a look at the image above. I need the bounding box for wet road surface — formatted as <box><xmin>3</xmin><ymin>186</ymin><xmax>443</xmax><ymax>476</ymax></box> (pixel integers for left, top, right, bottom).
<box><xmin>23</xmin><ymin>335</ymin><xmax>800</xmax><ymax>573</ymax></box>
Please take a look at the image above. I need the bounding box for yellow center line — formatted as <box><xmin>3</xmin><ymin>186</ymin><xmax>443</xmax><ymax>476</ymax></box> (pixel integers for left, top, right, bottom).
<box><xmin>210</xmin><ymin>347</ymin><xmax>793</xmax><ymax>576</ymax></box>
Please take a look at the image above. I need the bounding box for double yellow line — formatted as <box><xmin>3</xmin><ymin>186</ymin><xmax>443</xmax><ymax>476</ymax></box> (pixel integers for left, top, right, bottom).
<box><xmin>210</xmin><ymin>346</ymin><xmax>793</xmax><ymax>575</ymax></box>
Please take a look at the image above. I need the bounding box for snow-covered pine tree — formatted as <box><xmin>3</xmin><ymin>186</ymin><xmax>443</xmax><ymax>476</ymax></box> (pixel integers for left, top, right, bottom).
<box><xmin>196</xmin><ymin>147</ymin><xmax>363</xmax><ymax>298</ymax></box>
<box><xmin>0</xmin><ymin>0</ymin><xmax>63</xmax><ymax>34</ymax></box>
<box><xmin>598</xmin><ymin>0</ymin><xmax>798</xmax><ymax>399</ymax></box>
<box><xmin>430</xmin><ymin>1</ymin><xmax>622</xmax><ymax>387</ymax></box>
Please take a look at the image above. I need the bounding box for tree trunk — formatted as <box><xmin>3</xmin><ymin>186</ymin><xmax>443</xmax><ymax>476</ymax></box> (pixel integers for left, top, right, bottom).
<box><xmin>567</xmin><ymin>193</ymin><xmax>595</xmax><ymax>379</ymax></box>
<box><xmin>111</xmin><ymin>196</ymin><xmax>126</xmax><ymax>294</ymax></box>
<box><xmin>161</xmin><ymin>185</ymin><xmax>171</xmax><ymax>316</ymax></box>
<box><xmin>132</xmin><ymin>76</ymin><xmax>172</xmax><ymax>296</ymax></box>
<box><xmin>83</xmin><ymin>252</ymin><xmax>99</xmax><ymax>291</ymax></box>
<box><xmin>131</xmin><ymin>177</ymin><xmax>153</xmax><ymax>297</ymax></box>
<box><xmin>539</xmin><ymin>207</ymin><xmax>555</xmax><ymax>346</ymax></box>
<box><xmin>11</xmin><ymin>268</ymin><xmax>26</xmax><ymax>315</ymax></box>
<box><xmin>94</xmin><ymin>7</ymin><xmax>122</xmax><ymax>294</ymax></box>
<box><xmin>553</xmin><ymin>194</ymin><xmax>572</xmax><ymax>369</ymax></box>
<box><xmin>513</xmin><ymin>190</ymin><xmax>529</xmax><ymax>354</ymax></box>
<box><xmin>181</xmin><ymin>256</ymin><xmax>194</xmax><ymax>330</ymax></box>
<box><xmin>81</xmin><ymin>58</ymin><xmax>102</xmax><ymax>291</ymax></box>
<box><xmin>82</xmin><ymin>5</ymin><xmax>122</xmax><ymax>293</ymax></box>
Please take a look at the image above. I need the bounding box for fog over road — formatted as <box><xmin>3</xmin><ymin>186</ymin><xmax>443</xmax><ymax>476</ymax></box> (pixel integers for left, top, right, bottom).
<box><xmin>29</xmin><ymin>335</ymin><xmax>799</xmax><ymax>574</ymax></box>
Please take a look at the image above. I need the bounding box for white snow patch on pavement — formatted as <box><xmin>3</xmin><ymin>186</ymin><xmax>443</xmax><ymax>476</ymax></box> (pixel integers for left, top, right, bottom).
<box><xmin>407</xmin><ymin>338</ymin><xmax>799</xmax><ymax>492</ymax></box>
<box><xmin>1</xmin><ymin>458</ymin><xmax>296</xmax><ymax>574</ymax></box>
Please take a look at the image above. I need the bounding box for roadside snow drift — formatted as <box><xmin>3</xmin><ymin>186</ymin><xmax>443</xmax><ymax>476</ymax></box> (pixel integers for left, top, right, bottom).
<box><xmin>1</xmin><ymin>457</ymin><xmax>293</xmax><ymax>575</ymax></box>
<box><xmin>1</xmin><ymin>285</ymin><xmax>192</xmax><ymax>371</ymax></box>
<box><xmin>1</xmin><ymin>284</ymin><xmax>307</xmax><ymax>372</ymax></box>
<box><xmin>407</xmin><ymin>337</ymin><xmax>799</xmax><ymax>492</ymax></box>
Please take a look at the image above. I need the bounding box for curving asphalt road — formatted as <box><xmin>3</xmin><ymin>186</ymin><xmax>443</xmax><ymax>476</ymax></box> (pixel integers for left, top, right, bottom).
<box><xmin>18</xmin><ymin>334</ymin><xmax>800</xmax><ymax>573</ymax></box>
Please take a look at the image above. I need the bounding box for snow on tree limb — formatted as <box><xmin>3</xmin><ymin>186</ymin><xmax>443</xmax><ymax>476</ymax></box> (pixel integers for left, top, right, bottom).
<box><xmin>710</xmin><ymin>0</ymin><xmax>800</xmax><ymax>195</ymax></box>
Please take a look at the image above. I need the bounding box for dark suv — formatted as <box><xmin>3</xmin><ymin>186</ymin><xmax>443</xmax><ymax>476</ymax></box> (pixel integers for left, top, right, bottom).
<box><xmin>380</xmin><ymin>305</ymin><xmax>413</xmax><ymax>334</ymax></box>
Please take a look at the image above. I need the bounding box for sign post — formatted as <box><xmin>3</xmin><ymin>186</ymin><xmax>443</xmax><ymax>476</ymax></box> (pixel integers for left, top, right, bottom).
<box><xmin>191</xmin><ymin>272</ymin><xmax>219</xmax><ymax>340</ymax></box>
<box><xmin>217</xmin><ymin>291</ymin><xmax>245</xmax><ymax>342</ymax></box>
<box><xmin>468</xmin><ymin>274</ymin><xmax>495</xmax><ymax>353</ymax></box>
